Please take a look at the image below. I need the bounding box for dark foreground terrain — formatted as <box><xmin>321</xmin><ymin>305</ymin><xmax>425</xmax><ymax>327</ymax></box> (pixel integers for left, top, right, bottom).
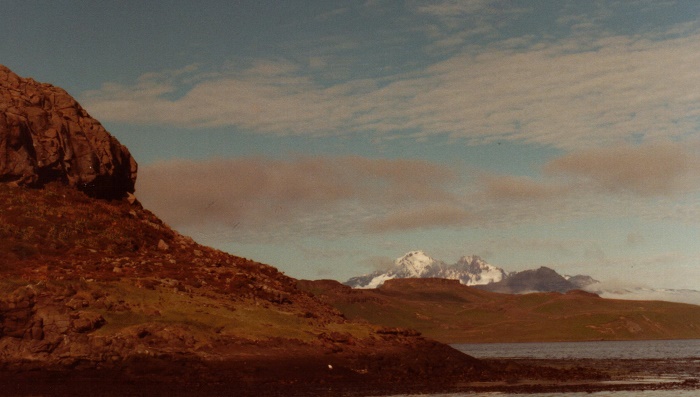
<box><xmin>1</xmin><ymin>354</ymin><xmax>699</xmax><ymax>396</ymax></box>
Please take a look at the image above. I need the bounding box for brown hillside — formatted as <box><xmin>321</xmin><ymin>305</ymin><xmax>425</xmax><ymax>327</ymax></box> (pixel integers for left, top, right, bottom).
<box><xmin>0</xmin><ymin>65</ymin><xmax>504</xmax><ymax>395</ymax></box>
<box><xmin>299</xmin><ymin>278</ymin><xmax>700</xmax><ymax>343</ymax></box>
<box><xmin>0</xmin><ymin>169</ymin><xmax>500</xmax><ymax>396</ymax></box>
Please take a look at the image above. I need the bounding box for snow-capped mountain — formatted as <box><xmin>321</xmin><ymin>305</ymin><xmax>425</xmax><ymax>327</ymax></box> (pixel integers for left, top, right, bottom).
<box><xmin>454</xmin><ymin>255</ymin><xmax>507</xmax><ymax>285</ymax></box>
<box><xmin>344</xmin><ymin>251</ymin><xmax>507</xmax><ymax>289</ymax></box>
<box><xmin>395</xmin><ymin>250</ymin><xmax>436</xmax><ymax>278</ymax></box>
<box><xmin>344</xmin><ymin>251</ymin><xmax>700</xmax><ymax>305</ymax></box>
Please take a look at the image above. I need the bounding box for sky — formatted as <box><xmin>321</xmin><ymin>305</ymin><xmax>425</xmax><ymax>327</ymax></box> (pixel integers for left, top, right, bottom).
<box><xmin>3</xmin><ymin>1</ymin><xmax>700</xmax><ymax>293</ymax></box>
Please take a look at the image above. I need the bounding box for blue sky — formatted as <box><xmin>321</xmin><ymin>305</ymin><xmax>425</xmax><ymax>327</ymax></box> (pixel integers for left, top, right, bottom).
<box><xmin>3</xmin><ymin>1</ymin><xmax>700</xmax><ymax>290</ymax></box>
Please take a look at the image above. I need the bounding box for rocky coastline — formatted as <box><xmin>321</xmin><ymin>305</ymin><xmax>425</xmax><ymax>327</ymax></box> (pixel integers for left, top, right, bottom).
<box><xmin>1</xmin><ymin>355</ymin><xmax>698</xmax><ymax>396</ymax></box>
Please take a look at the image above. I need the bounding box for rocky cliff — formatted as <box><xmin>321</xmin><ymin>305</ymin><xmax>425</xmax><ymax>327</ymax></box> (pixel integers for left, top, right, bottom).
<box><xmin>0</xmin><ymin>65</ymin><xmax>136</xmax><ymax>199</ymax></box>
<box><xmin>1</xmin><ymin>181</ymin><xmax>493</xmax><ymax>395</ymax></box>
<box><xmin>0</xmin><ymin>66</ymin><xmax>498</xmax><ymax>395</ymax></box>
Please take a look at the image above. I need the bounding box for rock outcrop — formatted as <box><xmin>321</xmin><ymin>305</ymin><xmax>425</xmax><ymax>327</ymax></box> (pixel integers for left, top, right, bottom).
<box><xmin>477</xmin><ymin>266</ymin><xmax>576</xmax><ymax>294</ymax></box>
<box><xmin>0</xmin><ymin>65</ymin><xmax>136</xmax><ymax>199</ymax></box>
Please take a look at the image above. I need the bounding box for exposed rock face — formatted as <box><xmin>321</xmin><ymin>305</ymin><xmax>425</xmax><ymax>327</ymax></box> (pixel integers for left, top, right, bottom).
<box><xmin>478</xmin><ymin>266</ymin><xmax>576</xmax><ymax>294</ymax></box>
<box><xmin>0</xmin><ymin>65</ymin><xmax>136</xmax><ymax>198</ymax></box>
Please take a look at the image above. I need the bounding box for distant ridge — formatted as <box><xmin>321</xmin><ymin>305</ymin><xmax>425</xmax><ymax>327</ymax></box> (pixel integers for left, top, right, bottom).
<box><xmin>302</xmin><ymin>277</ymin><xmax>700</xmax><ymax>343</ymax></box>
<box><xmin>476</xmin><ymin>266</ymin><xmax>577</xmax><ymax>294</ymax></box>
<box><xmin>345</xmin><ymin>250</ymin><xmax>594</xmax><ymax>294</ymax></box>
<box><xmin>345</xmin><ymin>250</ymin><xmax>700</xmax><ymax>305</ymax></box>
<box><xmin>345</xmin><ymin>250</ymin><xmax>506</xmax><ymax>289</ymax></box>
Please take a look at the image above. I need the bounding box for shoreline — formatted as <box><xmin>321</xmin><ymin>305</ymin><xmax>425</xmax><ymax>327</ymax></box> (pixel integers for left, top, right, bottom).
<box><xmin>2</xmin><ymin>356</ymin><xmax>698</xmax><ymax>396</ymax></box>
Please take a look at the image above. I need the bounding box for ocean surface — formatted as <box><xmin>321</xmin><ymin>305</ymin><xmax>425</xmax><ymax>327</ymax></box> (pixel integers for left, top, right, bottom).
<box><xmin>387</xmin><ymin>339</ymin><xmax>700</xmax><ymax>397</ymax></box>
<box><xmin>453</xmin><ymin>339</ymin><xmax>700</xmax><ymax>359</ymax></box>
<box><xmin>389</xmin><ymin>392</ymin><xmax>700</xmax><ymax>397</ymax></box>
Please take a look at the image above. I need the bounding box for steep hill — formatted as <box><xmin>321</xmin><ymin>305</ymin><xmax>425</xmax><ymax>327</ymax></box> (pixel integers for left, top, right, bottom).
<box><xmin>1</xmin><ymin>182</ymin><xmax>499</xmax><ymax>395</ymax></box>
<box><xmin>300</xmin><ymin>278</ymin><xmax>700</xmax><ymax>343</ymax></box>
<box><xmin>0</xmin><ymin>65</ymin><xmax>493</xmax><ymax>395</ymax></box>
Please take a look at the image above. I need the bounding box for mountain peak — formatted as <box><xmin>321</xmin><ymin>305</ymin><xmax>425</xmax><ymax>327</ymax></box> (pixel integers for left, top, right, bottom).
<box><xmin>345</xmin><ymin>251</ymin><xmax>507</xmax><ymax>288</ymax></box>
<box><xmin>395</xmin><ymin>250</ymin><xmax>437</xmax><ymax>277</ymax></box>
<box><xmin>345</xmin><ymin>251</ymin><xmax>602</xmax><ymax>294</ymax></box>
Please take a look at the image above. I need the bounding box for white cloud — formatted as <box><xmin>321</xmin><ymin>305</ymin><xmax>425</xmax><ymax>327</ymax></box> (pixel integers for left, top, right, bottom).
<box><xmin>588</xmin><ymin>279</ymin><xmax>700</xmax><ymax>306</ymax></box>
<box><xmin>597</xmin><ymin>289</ymin><xmax>700</xmax><ymax>306</ymax></box>
<box><xmin>84</xmin><ymin>28</ymin><xmax>700</xmax><ymax>149</ymax></box>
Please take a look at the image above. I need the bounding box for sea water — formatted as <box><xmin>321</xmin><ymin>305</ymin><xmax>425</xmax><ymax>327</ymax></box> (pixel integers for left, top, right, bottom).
<box><xmin>390</xmin><ymin>392</ymin><xmax>700</xmax><ymax>397</ymax></box>
<box><xmin>386</xmin><ymin>339</ymin><xmax>700</xmax><ymax>397</ymax></box>
<box><xmin>453</xmin><ymin>339</ymin><xmax>700</xmax><ymax>359</ymax></box>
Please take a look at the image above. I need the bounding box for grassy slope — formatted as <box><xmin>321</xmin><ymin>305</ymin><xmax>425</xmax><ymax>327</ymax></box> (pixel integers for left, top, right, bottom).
<box><xmin>300</xmin><ymin>278</ymin><xmax>700</xmax><ymax>343</ymax></box>
<box><xmin>0</xmin><ymin>183</ymin><xmax>502</xmax><ymax>395</ymax></box>
<box><xmin>5</xmin><ymin>181</ymin><xmax>700</xmax><ymax>349</ymax></box>
<box><xmin>0</xmin><ymin>182</ymin><xmax>379</xmax><ymax>350</ymax></box>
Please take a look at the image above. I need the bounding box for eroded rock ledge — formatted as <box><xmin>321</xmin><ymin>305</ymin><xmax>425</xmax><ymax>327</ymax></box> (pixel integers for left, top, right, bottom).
<box><xmin>0</xmin><ymin>65</ymin><xmax>137</xmax><ymax>199</ymax></box>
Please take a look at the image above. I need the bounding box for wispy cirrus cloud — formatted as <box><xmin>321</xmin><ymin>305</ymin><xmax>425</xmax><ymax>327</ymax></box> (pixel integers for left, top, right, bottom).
<box><xmin>84</xmin><ymin>27</ymin><xmax>700</xmax><ymax>149</ymax></box>
<box><xmin>411</xmin><ymin>0</ymin><xmax>530</xmax><ymax>51</ymax></box>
